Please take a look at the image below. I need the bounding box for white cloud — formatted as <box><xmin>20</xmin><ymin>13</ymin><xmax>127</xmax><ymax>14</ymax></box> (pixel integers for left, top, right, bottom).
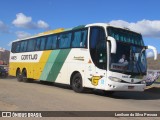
<box><xmin>37</xmin><ymin>20</ymin><xmax>49</xmax><ymax>29</ymax></box>
<box><xmin>15</xmin><ymin>31</ymin><xmax>31</xmax><ymax>39</ymax></box>
<box><xmin>12</xmin><ymin>13</ymin><xmax>32</xmax><ymax>28</ymax></box>
<box><xmin>109</xmin><ymin>19</ymin><xmax>160</xmax><ymax>38</ymax></box>
<box><xmin>0</xmin><ymin>21</ymin><xmax>9</xmax><ymax>33</ymax></box>
<box><xmin>12</xmin><ymin>13</ymin><xmax>49</xmax><ymax>29</ymax></box>
<box><xmin>146</xmin><ymin>51</ymin><xmax>154</xmax><ymax>58</ymax></box>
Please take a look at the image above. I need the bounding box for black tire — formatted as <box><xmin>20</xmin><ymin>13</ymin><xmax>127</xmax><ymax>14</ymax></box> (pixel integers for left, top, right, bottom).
<box><xmin>4</xmin><ymin>73</ymin><xmax>8</xmax><ymax>78</ymax></box>
<box><xmin>16</xmin><ymin>70</ymin><xmax>23</xmax><ymax>82</ymax></box>
<box><xmin>1</xmin><ymin>72</ymin><xmax>6</xmax><ymax>78</ymax></box>
<box><xmin>22</xmin><ymin>70</ymin><xmax>29</xmax><ymax>82</ymax></box>
<box><xmin>71</xmin><ymin>73</ymin><xmax>85</xmax><ymax>93</ymax></box>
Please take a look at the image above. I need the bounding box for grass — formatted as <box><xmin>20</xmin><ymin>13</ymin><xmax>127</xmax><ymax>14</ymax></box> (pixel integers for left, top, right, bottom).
<box><xmin>156</xmin><ymin>78</ymin><xmax>160</xmax><ymax>82</ymax></box>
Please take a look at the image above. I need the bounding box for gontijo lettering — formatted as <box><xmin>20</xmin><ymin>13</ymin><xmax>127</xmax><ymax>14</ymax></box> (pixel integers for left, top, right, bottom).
<box><xmin>21</xmin><ymin>54</ymin><xmax>38</xmax><ymax>60</ymax></box>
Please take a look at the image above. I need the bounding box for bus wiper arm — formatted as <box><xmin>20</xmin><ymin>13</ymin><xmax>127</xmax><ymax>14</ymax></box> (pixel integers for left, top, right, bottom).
<box><xmin>131</xmin><ymin>53</ymin><xmax>142</xmax><ymax>75</ymax></box>
<box><xmin>135</xmin><ymin>61</ymin><xmax>143</xmax><ymax>75</ymax></box>
<box><xmin>133</xmin><ymin>54</ymin><xmax>143</xmax><ymax>75</ymax></box>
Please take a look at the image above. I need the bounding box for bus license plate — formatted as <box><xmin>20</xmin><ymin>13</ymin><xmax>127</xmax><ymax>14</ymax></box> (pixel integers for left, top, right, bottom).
<box><xmin>128</xmin><ymin>86</ymin><xmax>134</xmax><ymax>89</ymax></box>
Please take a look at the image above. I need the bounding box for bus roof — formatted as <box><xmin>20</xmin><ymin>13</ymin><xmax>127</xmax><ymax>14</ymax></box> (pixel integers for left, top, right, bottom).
<box><xmin>11</xmin><ymin>23</ymin><xmax>141</xmax><ymax>43</ymax></box>
<box><xmin>11</xmin><ymin>24</ymin><xmax>86</xmax><ymax>43</ymax></box>
<box><xmin>86</xmin><ymin>23</ymin><xmax>141</xmax><ymax>34</ymax></box>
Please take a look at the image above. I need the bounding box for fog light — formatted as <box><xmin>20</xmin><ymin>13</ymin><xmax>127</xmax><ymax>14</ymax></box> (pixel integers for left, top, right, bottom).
<box><xmin>141</xmin><ymin>80</ymin><xmax>146</xmax><ymax>84</ymax></box>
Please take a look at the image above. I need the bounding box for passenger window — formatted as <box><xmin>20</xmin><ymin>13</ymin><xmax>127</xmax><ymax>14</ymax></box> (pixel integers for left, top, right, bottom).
<box><xmin>11</xmin><ymin>42</ymin><xmax>18</xmax><ymax>53</ymax></box>
<box><xmin>59</xmin><ymin>32</ymin><xmax>72</xmax><ymax>48</ymax></box>
<box><xmin>72</xmin><ymin>29</ymin><xmax>87</xmax><ymax>48</ymax></box>
<box><xmin>20</xmin><ymin>41</ymin><xmax>27</xmax><ymax>52</ymax></box>
<box><xmin>52</xmin><ymin>36</ymin><xmax>57</xmax><ymax>49</ymax></box>
<box><xmin>46</xmin><ymin>35</ymin><xmax>58</xmax><ymax>50</ymax></box>
<box><xmin>27</xmin><ymin>39</ymin><xmax>36</xmax><ymax>52</ymax></box>
<box><xmin>46</xmin><ymin>36</ymin><xmax>53</xmax><ymax>50</ymax></box>
<box><xmin>40</xmin><ymin>37</ymin><xmax>46</xmax><ymax>50</ymax></box>
<box><xmin>15</xmin><ymin>42</ymin><xmax>20</xmax><ymax>53</ymax></box>
<box><xmin>35</xmin><ymin>38</ymin><xmax>41</xmax><ymax>51</ymax></box>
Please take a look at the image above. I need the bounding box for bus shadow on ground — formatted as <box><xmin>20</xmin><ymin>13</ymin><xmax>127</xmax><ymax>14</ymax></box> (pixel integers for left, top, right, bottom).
<box><xmin>38</xmin><ymin>81</ymin><xmax>160</xmax><ymax>100</ymax></box>
<box><xmin>38</xmin><ymin>81</ymin><xmax>72</xmax><ymax>89</ymax></box>
<box><xmin>92</xmin><ymin>87</ymin><xmax>160</xmax><ymax>100</ymax></box>
<box><xmin>0</xmin><ymin>76</ymin><xmax>15</xmax><ymax>79</ymax></box>
<box><xmin>27</xmin><ymin>79</ymin><xmax>160</xmax><ymax>100</ymax></box>
<box><xmin>145</xmin><ymin>87</ymin><xmax>160</xmax><ymax>95</ymax></box>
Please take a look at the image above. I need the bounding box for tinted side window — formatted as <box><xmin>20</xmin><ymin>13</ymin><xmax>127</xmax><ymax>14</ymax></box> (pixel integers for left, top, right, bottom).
<box><xmin>40</xmin><ymin>37</ymin><xmax>46</xmax><ymax>50</ymax></box>
<box><xmin>15</xmin><ymin>42</ymin><xmax>20</xmax><ymax>53</ymax></box>
<box><xmin>89</xmin><ymin>27</ymin><xmax>107</xmax><ymax>69</ymax></box>
<box><xmin>46</xmin><ymin>35</ymin><xmax>57</xmax><ymax>50</ymax></box>
<box><xmin>20</xmin><ymin>40</ymin><xmax>28</xmax><ymax>52</ymax></box>
<box><xmin>59</xmin><ymin>32</ymin><xmax>72</xmax><ymax>49</ymax></box>
<box><xmin>11</xmin><ymin>42</ymin><xmax>17</xmax><ymax>53</ymax></box>
<box><xmin>52</xmin><ymin>35</ymin><xmax>57</xmax><ymax>49</ymax></box>
<box><xmin>72</xmin><ymin>29</ymin><xmax>87</xmax><ymax>48</ymax></box>
<box><xmin>27</xmin><ymin>39</ymin><xmax>36</xmax><ymax>52</ymax></box>
<box><xmin>46</xmin><ymin>36</ymin><xmax>53</xmax><ymax>50</ymax></box>
<box><xmin>35</xmin><ymin>38</ymin><xmax>41</xmax><ymax>51</ymax></box>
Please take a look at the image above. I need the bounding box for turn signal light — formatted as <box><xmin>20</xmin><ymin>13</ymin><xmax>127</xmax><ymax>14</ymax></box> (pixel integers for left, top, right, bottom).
<box><xmin>88</xmin><ymin>59</ymin><xmax>92</xmax><ymax>63</ymax></box>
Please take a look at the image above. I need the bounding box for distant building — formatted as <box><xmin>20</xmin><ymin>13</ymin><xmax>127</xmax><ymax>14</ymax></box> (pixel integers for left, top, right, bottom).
<box><xmin>0</xmin><ymin>48</ymin><xmax>5</xmax><ymax>52</ymax></box>
<box><xmin>0</xmin><ymin>50</ymin><xmax>10</xmax><ymax>65</ymax></box>
<box><xmin>0</xmin><ymin>60</ymin><xmax>3</xmax><ymax>65</ymax></box>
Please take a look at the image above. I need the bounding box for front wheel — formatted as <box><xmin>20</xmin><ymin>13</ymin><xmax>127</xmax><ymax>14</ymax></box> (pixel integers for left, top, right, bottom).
<box><xmin>71</xmin><ymin>73</ymin><xmax>85</xmax><ymax>93</ymax></box>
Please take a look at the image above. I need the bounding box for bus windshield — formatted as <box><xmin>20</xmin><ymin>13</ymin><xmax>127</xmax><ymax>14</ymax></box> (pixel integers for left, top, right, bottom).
<box><xmin>107</xmin><ymin>27</ymin><xmax>147</xmax><ymax>75</ymax></box>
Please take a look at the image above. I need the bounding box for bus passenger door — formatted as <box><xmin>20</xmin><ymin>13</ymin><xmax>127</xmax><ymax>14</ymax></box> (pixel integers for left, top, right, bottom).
<box><xmin>88</xmin><ymin>26</ymin><xmax>107</xmax><ymax>90</ymax></box>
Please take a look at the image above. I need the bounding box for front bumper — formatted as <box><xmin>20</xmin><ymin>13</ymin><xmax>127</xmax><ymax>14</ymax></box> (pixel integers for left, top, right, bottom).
<box><xmin>105</xmin><ymin>80</ymin><xmax>146</xmax><ymax>91</ymax></box>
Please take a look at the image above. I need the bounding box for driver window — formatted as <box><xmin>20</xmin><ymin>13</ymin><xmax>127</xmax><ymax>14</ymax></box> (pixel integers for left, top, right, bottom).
<box><xmin>89</xmin><ymin>27</ymin><xmax>107</xmax><ymax>69</ymax></box>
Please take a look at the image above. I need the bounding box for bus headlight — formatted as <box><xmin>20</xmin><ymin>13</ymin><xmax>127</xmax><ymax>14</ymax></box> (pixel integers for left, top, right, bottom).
<box><xmin>109</xmin><ymin>76</ymin><xmax>122</xmax><ymax>82</ymax></box>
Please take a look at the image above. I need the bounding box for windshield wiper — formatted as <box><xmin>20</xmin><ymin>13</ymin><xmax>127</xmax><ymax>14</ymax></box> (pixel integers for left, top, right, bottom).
<box><xmin>129</xmin><ymin>51</ymin><xmax>135</xmax><ymax>76</ymax></box>
<box><xmin>136</xmin><ymin>61</ymin><xmax>143</xmax><ymax>75</ymax></box>
<box><xmin>129</xmin><ymin>52</ymin><xmax>141</xmax><ymax>76</ymax></box>
<box><xmin>133</xmin><ymin>53</ymin><xmax>143</xmax><ymax>75</ymax></box>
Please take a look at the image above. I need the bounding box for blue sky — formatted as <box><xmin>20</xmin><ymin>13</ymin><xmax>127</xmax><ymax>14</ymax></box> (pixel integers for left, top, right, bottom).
<box><xmin>0</xmin><ymin>0</ymin><xmax>160</xmax><ymax>56</ymax></box>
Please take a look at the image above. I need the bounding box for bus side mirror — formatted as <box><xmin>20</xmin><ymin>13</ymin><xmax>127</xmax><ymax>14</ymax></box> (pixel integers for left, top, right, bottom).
<box><xmin>146</xmin><ymin>45</ymin><xmax>158</xmax><ymax>60</ymax></box>
<box><xmin>107</xmin><ymin>36</ymin><xmax>117</xmax><ymax>54</ymax></box>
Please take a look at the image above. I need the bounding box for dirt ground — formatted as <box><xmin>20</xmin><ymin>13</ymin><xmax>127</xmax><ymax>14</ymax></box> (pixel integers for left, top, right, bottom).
<box><xmin>0</xmin><ymin>77</ymin><xmax>160</xmax><ymax>120</ymax></box>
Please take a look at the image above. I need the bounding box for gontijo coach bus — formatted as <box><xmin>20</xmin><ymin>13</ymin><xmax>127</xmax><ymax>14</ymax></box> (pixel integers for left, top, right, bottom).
<box><xmin>9</xmin><ymin>23</ymin><xmax>157</xmax><ymax>94</ymax></box>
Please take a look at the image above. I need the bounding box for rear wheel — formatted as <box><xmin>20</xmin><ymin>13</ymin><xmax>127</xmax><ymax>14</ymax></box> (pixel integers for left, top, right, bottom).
<box><xmin>71</xmin><ymin>73</ymin><xmax>85</xmax><ymax>93</ymax></box>
<box><xmin>1</xmin><ymin>72</ymin><xmax>7</xmax><ymax>78</ymax></box>
<box><xmin>22</xmin><ymin>69</ymin><xmax>29</xmax><ymax>82</ymax></box>
<box><xmin>16</xmin><ymin>69</ymin><xmax>23</xmax><ymax>82</ymax></box>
